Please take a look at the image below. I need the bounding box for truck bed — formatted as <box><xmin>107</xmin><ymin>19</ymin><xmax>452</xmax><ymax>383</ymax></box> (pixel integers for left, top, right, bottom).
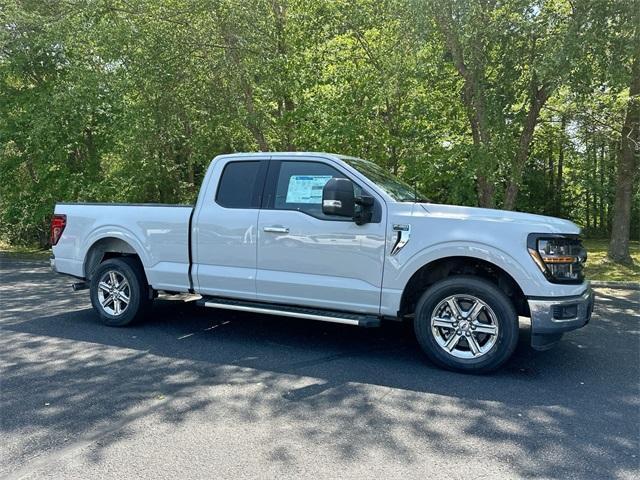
<box><xmin>52</xmin><ymin>203</ymin><xmax>194</xmax><ymax>292</ymax></box>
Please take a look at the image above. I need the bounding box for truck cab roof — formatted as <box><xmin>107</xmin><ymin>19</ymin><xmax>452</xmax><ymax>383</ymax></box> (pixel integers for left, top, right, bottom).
<box><xmin>214</xmin><ymin>152</ymin><xmax>354</xmax><ymax>161</ymax></box>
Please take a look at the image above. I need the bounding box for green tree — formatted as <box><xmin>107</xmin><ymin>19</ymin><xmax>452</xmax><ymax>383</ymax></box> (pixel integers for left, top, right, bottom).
<box><xmin>0</xmin><ymin>0</ymin><xmax>637</xmax><ymax>249</ymax></box>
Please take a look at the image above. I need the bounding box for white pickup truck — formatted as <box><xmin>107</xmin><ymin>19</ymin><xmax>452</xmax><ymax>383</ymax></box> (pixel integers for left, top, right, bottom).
<box><xmin>51</xmin><ymin>152</ymin><xmax>593</xmax><ymax>372</ymax></box>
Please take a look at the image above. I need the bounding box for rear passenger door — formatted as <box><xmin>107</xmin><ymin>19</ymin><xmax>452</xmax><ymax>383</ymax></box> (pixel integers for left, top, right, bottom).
<box><xmin>256</xmin><ymin>158</ymin><xmax>386</xmax><ymax>314</ymax></box>
<box><xmin>193</xmin><ymin>158</ymin><xmax>267</xmax><ymax>299</ymax></box>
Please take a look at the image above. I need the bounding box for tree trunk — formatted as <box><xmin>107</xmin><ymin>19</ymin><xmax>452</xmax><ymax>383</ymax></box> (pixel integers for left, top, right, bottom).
<box><xmin>547</xmin><ymin>139</ymin><xmax>555</xmax><ymax>214</ymax></box>
<box><xmin>222</xmin><ymin>27</ymin><xmax>269</xmax><ymax>151</ymax></box>
<box><xmin>608</xmin><ymin>42</ymin><xmax>640</xmax><ymax>264</ymax></box>
<box><xmin>607</xmin><ymin>140</ymin><xmax>617</xmax><ymax>233</ymax></box>
<box><xmin>586</xmin><ymin>191</ymin><xmax>591</xmax><ymax>230</ymax></box>
<box><xmin>272</xmin><ymin>1</ymin><xmax>295</xmax><ymax>151</ymax></box>
<box><xmin>433</xmin><ymin>6</ymin><xmax>495</xmax><ymax>208</ymax></box>
<box><xmin>599</xmin><ymin>142</ymin><xmax>606</xmax><ymax>230</ymax></box>
<box><xmin>591</xmin><ymin>142</ymin><xmax>598</xmax><ymax>230</ymax></box>
<box><xmin>503</xmin><ymin>83</ymin><xmax>551</xmax><ymax>210</ymax></box>
<box><xmin>84</xmin><ymin>127</ymin><xmax>100</xmax><ymax>180</ymax></box>
<box><xmin>555</xmin><ymin>115</ymin><xmax>565</xmax><ymax>216</ymax></box>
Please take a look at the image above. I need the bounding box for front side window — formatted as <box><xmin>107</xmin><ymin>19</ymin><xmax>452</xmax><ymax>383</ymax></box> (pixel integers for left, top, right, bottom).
<box><xmin>216</xmin><ymin>161</ymin><xmax>262</xmax><ymax>208</ymax></box>
<box><xmin>273</xmin><ymin>161</ymin><xmax>361</xmax><ymax>219</ymax></box>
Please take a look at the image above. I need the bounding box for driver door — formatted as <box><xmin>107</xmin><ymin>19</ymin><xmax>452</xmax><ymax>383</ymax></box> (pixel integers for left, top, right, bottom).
<box><xmin>256</xmin><ymin>158</ymin><xmax>386</xmax><ymax>314</ymax></box>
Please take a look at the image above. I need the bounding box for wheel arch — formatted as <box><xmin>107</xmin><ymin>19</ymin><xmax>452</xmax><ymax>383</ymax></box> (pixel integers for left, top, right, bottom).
<box><xmin>399</xmin><ymin>256</ymin><xmax>530</xmax><ymax>318</ymax></box>
<box><xmin>83</xmin><ymin>236</ymin><xmax>146</xmax><ymax>280</ymax></box>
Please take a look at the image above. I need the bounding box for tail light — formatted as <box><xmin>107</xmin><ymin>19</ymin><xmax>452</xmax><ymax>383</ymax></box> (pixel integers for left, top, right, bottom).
<box><xmin>50</xmin><ymin>214</ymin><xmax>67</xmax><ymax>246</ymax></box>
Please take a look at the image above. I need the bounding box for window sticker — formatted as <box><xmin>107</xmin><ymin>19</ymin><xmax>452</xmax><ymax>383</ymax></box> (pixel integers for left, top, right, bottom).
<box><xmin>285</xmin><ymin>175</ymin><xmax>333</xmax><ymax>204</ymax></box>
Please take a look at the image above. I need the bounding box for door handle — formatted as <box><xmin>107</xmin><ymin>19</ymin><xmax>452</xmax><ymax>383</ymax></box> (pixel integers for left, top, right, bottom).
<box><xmin>263</xmin><ymin>226</ymin><xmax>289</xmax><ymax>234</ymax></box>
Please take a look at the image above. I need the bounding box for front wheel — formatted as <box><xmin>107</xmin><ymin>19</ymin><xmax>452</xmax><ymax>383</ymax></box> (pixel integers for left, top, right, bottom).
<box><xmin>414</xmin><ymin>275</ymin><xmax>519</xmax><ymax>373</ymax></box>
<box><xmin>90</xmin><ymin>257</ymin><xmax>152</xmax><ymax>326</ymax></box>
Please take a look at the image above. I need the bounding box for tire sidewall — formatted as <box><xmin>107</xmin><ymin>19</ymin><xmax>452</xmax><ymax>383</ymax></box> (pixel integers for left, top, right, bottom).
<box><xmin>414</xmin><ymin>276</ymin><xmax>519</xmax><ymax>373</ymax></box>
<box><xmin>90</xmin><ymin>258</ymin><xmax>145</xmax><ymax>326</ymax></box>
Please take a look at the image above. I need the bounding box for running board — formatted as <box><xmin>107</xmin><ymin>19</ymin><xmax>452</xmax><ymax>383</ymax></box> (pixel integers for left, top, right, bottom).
<box><xmin>198</xmin><ymin>297</ymin><xmax>380</xmax><ymax>327</ymax></box>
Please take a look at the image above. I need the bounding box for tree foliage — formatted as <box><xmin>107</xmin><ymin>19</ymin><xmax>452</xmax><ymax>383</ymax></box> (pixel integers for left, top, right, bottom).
<box><xmin>1</xmin><ymin>0</ymin><xmax>638</xmax><ymax>253</ymax></box>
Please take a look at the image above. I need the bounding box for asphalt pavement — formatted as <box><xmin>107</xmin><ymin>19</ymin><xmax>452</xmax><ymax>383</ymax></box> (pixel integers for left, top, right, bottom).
<box><xmin>0</xmin><ymin>255</ymin><xmax>638</xmax><ymax>479</ymax></box>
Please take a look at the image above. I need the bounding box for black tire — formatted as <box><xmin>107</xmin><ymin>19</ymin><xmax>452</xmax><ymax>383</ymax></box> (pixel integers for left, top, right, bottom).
<box><xmin>90</xmin><ymin>257</ymin><xmax>152</xmax><ymax>326</ymax></box>
<box><xmin>413</xmin><ymin>275</ymin><xmax>519</xmax><ymax>373</ymax></box>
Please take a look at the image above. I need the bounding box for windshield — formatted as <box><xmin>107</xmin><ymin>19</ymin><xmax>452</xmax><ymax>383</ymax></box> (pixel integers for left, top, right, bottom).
<box><xmin>341</xmin><ymin>157</ymin><xmax>428</xmax><ymax>202</ymax></box>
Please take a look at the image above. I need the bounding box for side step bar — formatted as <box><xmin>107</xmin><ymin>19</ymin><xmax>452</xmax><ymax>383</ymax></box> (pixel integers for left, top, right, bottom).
<box><xmin>197</xmin><ymin>296</ymin><xmax>381</xmax><ymax>327</ymax></box>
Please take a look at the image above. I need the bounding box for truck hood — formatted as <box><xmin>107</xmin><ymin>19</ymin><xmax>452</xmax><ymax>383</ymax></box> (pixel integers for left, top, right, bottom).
<box><xmin>419</xmin><ymin>203</ymin><xmax>580</xmax><ymax>234</ymax></box>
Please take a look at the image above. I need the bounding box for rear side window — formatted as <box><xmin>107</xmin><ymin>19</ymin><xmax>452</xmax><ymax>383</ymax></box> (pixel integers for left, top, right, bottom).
<box><xmin>216</xmin><ymin>161</ymin><xmax>262</xmax><ymax>208</ymax></box>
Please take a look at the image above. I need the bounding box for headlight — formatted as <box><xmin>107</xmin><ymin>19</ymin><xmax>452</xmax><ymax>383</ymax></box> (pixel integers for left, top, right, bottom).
<box><xmin>527</xmin><ymin>234</ymin><xmax>587</xmax><ymax>284</ymax></box>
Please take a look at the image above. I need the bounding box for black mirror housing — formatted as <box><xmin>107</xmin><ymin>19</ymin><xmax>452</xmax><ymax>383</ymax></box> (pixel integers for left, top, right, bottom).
<box><xmin>322</xmin><ymin>178</ymin><xmax>355</xmax><ymax>217</ymax></box>
<box><xmin>353</xmin><ymin>195</ymin><xmax>374</xmax><ymax>225</ymax></box>
<box><xmin>355</xmin><ymin>195</ymin><xmax>374</xmax><ymax>207</ymax></box>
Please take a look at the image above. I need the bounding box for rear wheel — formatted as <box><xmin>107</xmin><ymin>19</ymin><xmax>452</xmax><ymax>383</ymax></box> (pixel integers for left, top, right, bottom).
<box><xmin>90</xmin><ymin>257</ymin><xmax>152</xmax><ymax>326</ymax></box>
<box><xmin>414</xmin><ymin>275</ymin><xmax>519</xmax><ymax>373</ymax></box>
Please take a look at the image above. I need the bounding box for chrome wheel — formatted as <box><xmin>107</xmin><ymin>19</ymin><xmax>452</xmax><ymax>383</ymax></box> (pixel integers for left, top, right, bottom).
<box><xmin>430</xmin><ymin>294</ymin><xmax>499</xmax><ymax>359</ymax></box>
<box><xmin>97</xmin><ymin>270</ymin><xmax>130</xmax><ymax>316</ymax></box>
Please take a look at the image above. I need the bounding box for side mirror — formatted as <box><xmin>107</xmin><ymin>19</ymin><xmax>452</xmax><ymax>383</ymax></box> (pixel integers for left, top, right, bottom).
<box><xmin>353</xmin><ymin>195</ymin><xmax>374</xmax><ymax>225</ymax></box>
<box><xmin>322</xmin><ymin>178</ymin><xmax>355</xmax><ymax>217</ymax></box>
<box><xmin>355</xmin><ymin>195</ymin><xmax>374</xmax><ymax>208</ymax></box>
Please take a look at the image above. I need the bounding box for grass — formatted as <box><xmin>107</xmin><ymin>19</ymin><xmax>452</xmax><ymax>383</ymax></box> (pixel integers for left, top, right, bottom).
<box><xmin>0</xmin><ymin>240</ymin><xmax>51</xmax><ymax>259</ymax></box>
<box><xmin>582</xmin><ymin>239</ymin><xmax>640</xmax><ymax>283</ymax></box>
<box><xmin>1</xmin><ymin>239</ymin><xmax>638</xmax><ymax>283</ymax></box>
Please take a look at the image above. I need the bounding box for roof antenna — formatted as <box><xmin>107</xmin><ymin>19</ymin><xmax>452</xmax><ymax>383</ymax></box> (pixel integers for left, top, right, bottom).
<box><xmin>410</xmin><ymin>175</ymin><xmax>430</xmax><ymax>204</ymax></box>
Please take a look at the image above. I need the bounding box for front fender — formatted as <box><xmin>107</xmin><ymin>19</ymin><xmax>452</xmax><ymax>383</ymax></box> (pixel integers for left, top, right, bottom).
<box><xmin>380</xmin><ymin>240</ymin><xmax>541</xmax><ymax>317</ymax></box>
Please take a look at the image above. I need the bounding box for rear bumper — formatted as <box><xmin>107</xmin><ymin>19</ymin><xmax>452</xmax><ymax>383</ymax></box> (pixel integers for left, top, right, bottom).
<box><xmin>50</xmin><ymin>254</ymin><xmax>84</xmax><ymax>280</ymax></box>
<box><xmin>49</xmin><ymin>254</ymin><xmax>84</xmax><ymax>279</ymax></box>
<box><xmin>528</xmin><ymin>287</ymin><xmax>594</xmax><ymax>350</ymax></box>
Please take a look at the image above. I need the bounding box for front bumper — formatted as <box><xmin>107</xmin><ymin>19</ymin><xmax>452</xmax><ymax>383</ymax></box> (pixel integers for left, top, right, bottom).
<box><xmin>528</xmin><ymin>287</ymin><xmax>594</xmax><ymax>350</ymax></box>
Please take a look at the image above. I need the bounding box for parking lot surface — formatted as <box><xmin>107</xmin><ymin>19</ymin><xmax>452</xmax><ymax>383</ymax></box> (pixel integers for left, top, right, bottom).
<box><xmin>1</xmin><ymin>255</ymin><xmax>638</xmax><ymax>479</ymax></box>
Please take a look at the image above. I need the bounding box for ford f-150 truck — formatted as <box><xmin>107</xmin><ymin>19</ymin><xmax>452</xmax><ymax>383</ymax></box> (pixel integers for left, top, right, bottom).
<box><xmin>50</xmin><ymin>152</ymin><xmax>593</xmax><ymax>372</ymax></box>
